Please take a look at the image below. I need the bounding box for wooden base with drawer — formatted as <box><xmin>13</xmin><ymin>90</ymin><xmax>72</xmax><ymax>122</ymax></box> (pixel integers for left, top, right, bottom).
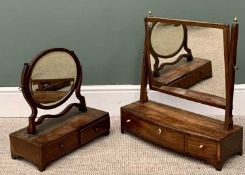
<box><xmin>9</xmin><ymin>107</ymin><xmax>110</xmax><ymax>171</ymax></box>
<box><xmin>121</xmin><ymin>101</ymin><xmax>243</xmax><ymax>170</ymax></box>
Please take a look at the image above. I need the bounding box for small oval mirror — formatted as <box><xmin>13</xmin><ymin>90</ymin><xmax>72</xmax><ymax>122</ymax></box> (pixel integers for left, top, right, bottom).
<box><xmin>151</xmin><ymin>22</ymin><xmax>185</xmax><ymax>57</ymax></box>
<box><xmin>30</xmin><ymin>51</ymin><xmax>77</xmax><ymax>106</ymax></box>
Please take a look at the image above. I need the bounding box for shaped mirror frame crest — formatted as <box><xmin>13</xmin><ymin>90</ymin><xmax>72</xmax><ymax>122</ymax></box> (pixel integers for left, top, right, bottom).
<box><xmin>21</xmin><ymin>48</ymin><xmax>87</xmax><ymax>134</ymax></box>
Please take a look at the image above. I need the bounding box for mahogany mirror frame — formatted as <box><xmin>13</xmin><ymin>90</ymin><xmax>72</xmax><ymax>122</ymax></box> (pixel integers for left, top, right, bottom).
<box><xmin>140</xmin><ymin>17</ymin><xmax>239</xmax><ymax>130</ymax></box>
<box><xmin>21</xmin><ymin>48</ymin><xmax>87</xmax><ymax>134</ymax></box>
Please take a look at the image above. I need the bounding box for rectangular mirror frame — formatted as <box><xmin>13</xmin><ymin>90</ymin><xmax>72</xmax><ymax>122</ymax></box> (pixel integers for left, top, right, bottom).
<box><xmin>140</xmin><ymin>17</ymin><xmax>238</xmax><ymax>130</ymax></box>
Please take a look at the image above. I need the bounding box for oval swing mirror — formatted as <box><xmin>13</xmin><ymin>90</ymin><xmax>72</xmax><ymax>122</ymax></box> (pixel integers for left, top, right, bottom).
<box><xmin>21</xmin><ymin>48</ymin><xmax>87</xmax><ymax>134</ymax></box>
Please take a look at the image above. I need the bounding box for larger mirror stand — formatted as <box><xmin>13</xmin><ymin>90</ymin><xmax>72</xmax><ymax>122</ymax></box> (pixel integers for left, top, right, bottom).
<box><xmin>121</xmin><ymin>16</ymin><xmax>243</xmax><ymax>171</ymax></box>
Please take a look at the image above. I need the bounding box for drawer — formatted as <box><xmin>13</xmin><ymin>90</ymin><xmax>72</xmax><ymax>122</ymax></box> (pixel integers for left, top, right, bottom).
<box><xmin>169</xmin><ymin>64</ymin><xmax>212</xmax><ymax>89</ymax></box>
<box><xmin>43</xmin><ymin>131</ymin><xmax>78</xmax><ymax>163</ymax></box>
<box><xmin>187</xmin><ymin>136</ymin><xmax>217</xmax><ymax>160</ymax></box>
<box><xmin>80</xmin><ymin>116</ymin><xmax>110</xmax><ymax>145</ymax></box>
<box><xmin>122</xmin><ymin>115</ymin><xmax>185</xmax><ymax>152</ymax></box>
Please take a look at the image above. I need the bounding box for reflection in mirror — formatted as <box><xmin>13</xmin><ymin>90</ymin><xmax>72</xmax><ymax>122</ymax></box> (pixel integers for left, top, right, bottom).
<box><xmin>30</xmin><ymin>51</ymin><xmax>77</xmax><ymax>106</ymax></box>
<box><xmin>151</xmin><ymin>23</ymin><xmax>184</xmax><ymax>56</ymax></box>
<box><xmin>149</xmin><ymin>23</ymin><xmax>226</xmax><ymax>98</ymax></box>
<box><xmin>150</xmin><ymin>22</ymin><xmax>193</xmax><ymax>77</ymax></box>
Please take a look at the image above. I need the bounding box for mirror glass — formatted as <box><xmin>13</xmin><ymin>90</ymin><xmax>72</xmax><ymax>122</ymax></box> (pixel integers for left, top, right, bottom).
<box><xmin>149</xmin><ymin>22</ymin><xmax>226</xmax><ymax>99</ymax></box>
<box><xmin>151</xmin><ymin>22</ymin><xmax>184</xmax><ymax>57</ymax></box>
<box><xmin>30</xmin><ymin>51</ymin><xmax>77</xmax><ymax>106</ymax></box>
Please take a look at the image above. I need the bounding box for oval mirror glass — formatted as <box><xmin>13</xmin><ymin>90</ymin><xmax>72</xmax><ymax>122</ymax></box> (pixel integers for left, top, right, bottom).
<box><xmin>30</xmin><ymin>51</ymin><xmax>77</xmax><ymax>106</ymax></box>
<box><xmin>151</xmin><ymin>22</ymin><xmax>185</xmax><ymax>57</ymax></box>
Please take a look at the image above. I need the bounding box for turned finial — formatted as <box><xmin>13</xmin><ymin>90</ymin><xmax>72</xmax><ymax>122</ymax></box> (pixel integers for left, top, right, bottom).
<box><xmin>148</xmin><ymin>10</ymin><xmax>152</xmax><ymax>17</ymax></box>
<box><xmin>234</xmin><ymin>16</ymin><xmax>237</xmax><ymax>23</ymax></box>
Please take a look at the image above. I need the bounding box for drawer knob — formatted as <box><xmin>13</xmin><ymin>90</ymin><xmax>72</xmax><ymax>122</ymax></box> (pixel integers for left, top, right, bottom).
<box><xmin>126</xmin><ymin>119</ymin><xmax>131</xmax><ymax>123</ymax></box>
<box><xmin>199</xmin><ymin>145</ymin><xmax>204</xmax><ymax>149</ymax></box>
<box><xmin>157</xmin><ymin>128</ymin><xmax>161</xmax><ymax>135</ymax></box>
<box><xmin>95</xmin><ymin>127</ymin><xmax>99</xmax><ymax>131</ymax></box>
<box><xmin>59</xmin><ymin>144</ymin><xmax>64</xmax><ymax>148</ymax></box>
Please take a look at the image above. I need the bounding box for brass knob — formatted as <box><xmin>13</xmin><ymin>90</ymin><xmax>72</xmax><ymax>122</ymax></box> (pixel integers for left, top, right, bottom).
<box><xmin>234</xmin><ymin>65</ymin><xmax>238</xmax><ymax>70</ymax></box>
<box><xmin>157</xmin><ymin>128</ymin><xmax>161</xmax><ymax>135</ymax></box>
<box><xmin>148</xmin><ymin>22</ymin><xmax>153</xmax><ymax>28</ymax></box>
<box><xmin>59</xmin><ymin>144</ymin><xmax>64</xmax><ymax>148</ymax></box>
<box><xmin>126</xmin><ymin>119</ymin><xmax>131</xmax><ymax>123</ymax></box>
<box><xmin>199</xmin><ymin>145</ymin><xmax>204</xmax><ymax>149</ymax></box>
<box><xmin>234</xmin><ymin>16</ymin><xmax>237</xmax><ymax>23</ymax></box>
<box><xmin>148</xmin><ymin>10</ymin><xmax>152</xmax><ymax>17</ymax></box>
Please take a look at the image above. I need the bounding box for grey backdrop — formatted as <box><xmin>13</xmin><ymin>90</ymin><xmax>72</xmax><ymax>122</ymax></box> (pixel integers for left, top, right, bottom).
<box><xmin>0</xmin><ymin>0</ymin><xmax>244</xmax><ymax>86</ymax></box>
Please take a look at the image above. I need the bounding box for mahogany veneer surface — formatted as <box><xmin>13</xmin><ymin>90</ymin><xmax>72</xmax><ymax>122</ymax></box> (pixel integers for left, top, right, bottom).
<box><xmin>10</xmin><ymin>107</ymin><xmax>110</xmax><ymax>171</ymax></box>
<box><xmin>121</xmin><ymin>101</ymin><xmax>243</xmax><ymax>170</ymax></box>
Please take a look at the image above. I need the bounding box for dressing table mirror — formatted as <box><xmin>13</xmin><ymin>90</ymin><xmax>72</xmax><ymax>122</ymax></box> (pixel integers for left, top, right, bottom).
<box><xmin>10</xmin><ymin>48</ymin><xmax>110</xmax><ymax>171</ymax></box>
<box><xmin>121</xmin><ymin>15</ymin><xmax>243</xmax><ymax>170</ymax></box>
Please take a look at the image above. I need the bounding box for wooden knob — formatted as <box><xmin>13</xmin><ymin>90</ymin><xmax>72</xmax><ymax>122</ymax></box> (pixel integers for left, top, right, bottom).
<box><xmin>199</xmin><ymin>145</ymin><xmax>204</xmax><ymax>149</ymax></box>
<box><xmin>95</xmin><ymin>127</ymin><xmax>99</xmax><ymax>131</ymax></box>
<box><xmin>126</xmin><ymin>119</ymin><xmax>131</xmax><ymax>123</ymax></box>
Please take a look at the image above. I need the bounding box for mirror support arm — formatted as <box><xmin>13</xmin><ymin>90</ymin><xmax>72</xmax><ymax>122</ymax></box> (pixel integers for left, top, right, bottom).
<box><xmin>140</xmin><ymin>21</ymin><xmax>149</xmax><ymax>103</ymax></box>
<box><xmin>140</xmin><ymin>52</ymin><xmax>148</xmax><ymax>103</ymax></box>
<box><xmin>21</xmin><ymin>63</ymin><xmax>38</xmax><ymax>134</ymax></box>
<box><xmin>183</xmin><ymin>25</ymin><xmax>193</xmax><ymax>62</ymax></box>
<box><xmin>27</xmin><ymin>109</ymin><xmax>37</xmax><ymax>134</ymax></box>
<box><xmin>75</xmin><ymin>69</ymin><xmax>87</xmax><ymax>111</ymax></box>
<box><xmin>224</xmin><ymin>22</ymin><xmax>238</xmax><ymax>130</ymax></box>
